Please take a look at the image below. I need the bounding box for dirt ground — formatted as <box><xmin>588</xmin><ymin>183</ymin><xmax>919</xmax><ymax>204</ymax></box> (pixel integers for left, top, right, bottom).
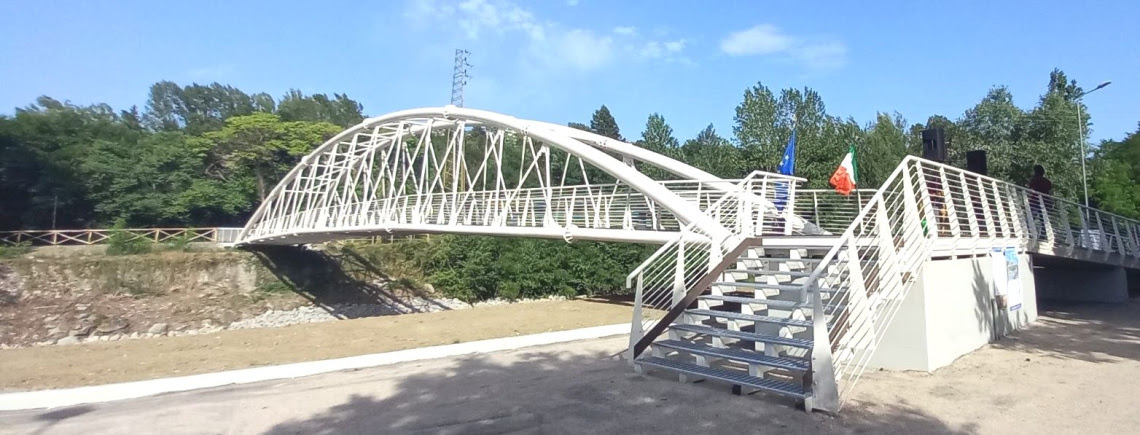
<box><xmin>1</xmin><ymin>300</ymin><xmax>1137</xmax><ymax>434</ymax></box>
<box><xmin>0</xmin><ymin>299</ymin><xmax>633</xmax><ymax>391</ymax></box>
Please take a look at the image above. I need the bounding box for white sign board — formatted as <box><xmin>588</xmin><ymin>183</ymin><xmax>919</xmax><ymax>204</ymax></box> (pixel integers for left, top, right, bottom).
<box><xmin>990</xmin><ymin>247</ymin><xmax>1021</xmax><ymax>311</ymax></box>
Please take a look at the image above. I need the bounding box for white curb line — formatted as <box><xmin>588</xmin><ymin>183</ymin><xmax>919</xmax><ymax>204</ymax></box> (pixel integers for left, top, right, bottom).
<box><xmin>0</xmin><ymin>323</ymin><xmax>630</xmax><ymax>411</ymax></box>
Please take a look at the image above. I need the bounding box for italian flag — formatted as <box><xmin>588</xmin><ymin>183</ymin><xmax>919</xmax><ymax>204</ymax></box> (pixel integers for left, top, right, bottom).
<box><xmin>829</xmin><ymin>145</ymin><xmax>858</xmax><ymax>195</ymax></box>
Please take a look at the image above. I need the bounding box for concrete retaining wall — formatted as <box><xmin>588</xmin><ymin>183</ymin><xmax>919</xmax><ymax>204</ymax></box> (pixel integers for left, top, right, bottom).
<box><xmin>868</xmin><ymin>253</ymin><xmax>1038</xmax><ymax>372</ymax></box>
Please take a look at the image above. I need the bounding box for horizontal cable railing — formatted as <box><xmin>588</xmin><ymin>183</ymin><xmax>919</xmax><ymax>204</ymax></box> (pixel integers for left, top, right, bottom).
<box><xmin>0</xmin><ymin>228</ymin><xmax>243</xmax><ymax>246</ymax></box>
<box><xmin>794</xmin><ymin>189</ymin><xmax>876</xmax><ymax>234</ymax></box>
<box><xmin>912</xmin><ymin>159</ymin><xmax>1140</xmax><ymax>264</ymax></box>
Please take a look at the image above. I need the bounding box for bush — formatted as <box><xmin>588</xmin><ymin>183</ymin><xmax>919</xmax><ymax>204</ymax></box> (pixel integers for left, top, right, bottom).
<box><xmin>347</xmin><ymin>235</ymin><xmax>654</xmax><ymax>303</ymax></box>
<box><xmin>0</xmin><ymin>241</ymin><xmax>33</xmax><ymax>258</ymax></box>
<box><xmin>105</xmin><ymin>220</ymin><xmax>152</xmax><ymax>255</ymax></box>
<box><xmin>162</xmin><ymin>230</ymin><xmax>195</xmax><ymax>252</ymax></box>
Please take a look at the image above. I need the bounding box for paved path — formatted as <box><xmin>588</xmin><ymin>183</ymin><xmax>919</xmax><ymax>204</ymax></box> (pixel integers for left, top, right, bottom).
<box><xmin>2</xmin><ymin>301</ymin><xmax>1139</xmax><ymax>434</ymax></box>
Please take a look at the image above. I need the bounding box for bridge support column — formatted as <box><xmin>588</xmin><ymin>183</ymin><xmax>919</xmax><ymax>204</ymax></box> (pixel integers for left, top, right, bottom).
<box><xmin>1034</xmin><ymin>257</ymin><xmax>1130</xmax><ymax>304</ymax></box>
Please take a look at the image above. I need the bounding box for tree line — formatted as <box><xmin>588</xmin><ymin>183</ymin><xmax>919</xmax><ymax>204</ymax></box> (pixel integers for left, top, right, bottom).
<box><xmin>0</xmin><ymin>82</ymin><xmax>363</xmax><ymax>230</ymax></box>
<box><xmin>3</xmin><ymin>70</ymin><xmax>1137</xmax><ymax>301</ymax></box>
<box><xmin>2</xmin><ymin>70</ymin><xmax>1136</xmax><ymax>232</ymax></box>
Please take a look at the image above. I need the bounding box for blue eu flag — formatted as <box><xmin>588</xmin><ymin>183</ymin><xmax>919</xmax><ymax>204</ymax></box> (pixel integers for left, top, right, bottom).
<box><xmin>777</xmin><ymin>130</ymin><xmax>796</xmax><ymax>176</ymax></box>
<box><xmin>773</xmin><ymin>131</ymin><xmax>795</xmax><ymax>212</ymax></box>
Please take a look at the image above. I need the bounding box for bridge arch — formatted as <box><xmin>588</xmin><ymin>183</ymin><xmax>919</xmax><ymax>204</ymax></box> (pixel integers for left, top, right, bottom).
<box><xmin>236</xmin><ymin>106</ymin><xmax>752</xmax><ymax>246</ymax></box>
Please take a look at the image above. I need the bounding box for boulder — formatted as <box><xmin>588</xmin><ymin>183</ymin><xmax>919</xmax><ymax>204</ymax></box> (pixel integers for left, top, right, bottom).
<box><xmin>147</xmin><ymin>323</ymin><xmax>169</xmax><ymax>335</ymax></box>
<box><xmin>57</xmin><ymin>336</ymin><xmax>80</xmax><ymax>345</ymax></box>
<box><xmin>95</xmin><ymin>318</ymin><xmax>129</xmax><ymax>335</ymax></box>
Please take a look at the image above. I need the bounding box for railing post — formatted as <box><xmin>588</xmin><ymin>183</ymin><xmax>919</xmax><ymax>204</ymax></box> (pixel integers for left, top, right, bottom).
<box><xmin>674</xmin><ymin>238</ymin><xmax>686</xmax><ymax>306</ymax></box>
<box><xmin>783</xmin><ymin>180</ymin><xmax>797</xmax><ymax>236</ymax></box>
<box><xmin>628</xmin><ymin>276</ymin><xmax>645</xmax><ymax>362</ymax></box>
<box><xmin>1094</xmin><ymin>212</ymin><xmax>1108</xmax><ymax>253</ymax></box>
<box><xmin>1111</xmin><ymin>216</ymin><xmax>1124</xmax><ymax>256</ymax></box>
<box><xmin>812</xmin><ymin>192</ymin><xmax>821</xmax><ymax>227</ymax></box>
<box><xmin>809</xmin><ymin>280</ymin><xmax>839</xmax><ymax>413</ymax></box>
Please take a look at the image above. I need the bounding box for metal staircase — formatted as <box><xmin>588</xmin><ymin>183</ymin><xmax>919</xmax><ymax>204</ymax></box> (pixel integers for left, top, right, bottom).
<box><xmin>635</xmin><ymin>243</ymin><xmax>838</xmax><ymax>408</ymax></box>
<box><xmin>626</xmin><ymin>155</ymin><xmax>1140</xmax><ymax>413</ymax></box>
<box><xmin>627</xmin><ymin>157</ymin><xmax>936</xmax><ymax>414</ymax></box>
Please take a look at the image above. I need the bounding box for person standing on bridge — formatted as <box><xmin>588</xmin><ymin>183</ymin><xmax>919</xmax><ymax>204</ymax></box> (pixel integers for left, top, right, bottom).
<box><xmin>1027</xmin><ymin>165</ymin><xmax>1053</xmax><ymax>238</ymax></box>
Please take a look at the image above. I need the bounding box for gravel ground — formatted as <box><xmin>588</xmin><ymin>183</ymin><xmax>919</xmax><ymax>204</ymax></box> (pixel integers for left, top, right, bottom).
<box><xmin>224</xmin><ymin>296</ymin><xmax>568</xmax><ymax>330</ymax></box>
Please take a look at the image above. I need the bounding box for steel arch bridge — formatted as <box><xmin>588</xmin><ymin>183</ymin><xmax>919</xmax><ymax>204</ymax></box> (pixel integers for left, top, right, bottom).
<box><xmin>235</xmin><ymin>106</ymin><xmax>808</xmax><ymax>246</ymax></box>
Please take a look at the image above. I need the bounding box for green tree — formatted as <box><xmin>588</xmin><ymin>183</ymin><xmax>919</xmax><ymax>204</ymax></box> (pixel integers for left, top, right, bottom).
<box><xmin>955</xmin><ymin>87</ymin><xmax>1024</xmax><ymax>180</ymax></box>
<box><xmin>204</xmin><ymin>113</ymin><xmax>342</xmax><ymax>200</ymax></box>
<box><xmin>680</xmin><ymin>124</ymin><xmax>743</xmax><ymax>178</ymax></box>
<box><xmin>859</xmin><ymin>113</ymin><xmax>909</xmax><ymax>186</ymax></box>
<box><xmin>276</xmin><ymin>89</ymin><xmax>364</xmax><ymax>128</ymax></box>
<box><xmin>1090</xmin><ymin>124</ymin><xmax>1140</xmax><ymax>218</ymax></box>
<box><xmin>589</xmin><ymin>105</ymin><xmax>623</xmax><ymax>141</ymax></box>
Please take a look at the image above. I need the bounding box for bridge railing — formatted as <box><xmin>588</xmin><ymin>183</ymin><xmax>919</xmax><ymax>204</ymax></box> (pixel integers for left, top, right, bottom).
<box><xmin>0</xmin><ymin>227</ymin><xmax>243</xmax><ymax>246</ymax></box>
<box><xmin>242</xmin><ymin>178</ymin><xmax>802</xmax><ymax>242</ymax></box>
<box><xmin>626</xmin><ymin>171</ymin><xmax>805</xmax><ymax>358</ymax></box>
<box><xmin>912</xmin><ymin>159</ymin><xmax>1140</xmax><ymax>265</ymax></box>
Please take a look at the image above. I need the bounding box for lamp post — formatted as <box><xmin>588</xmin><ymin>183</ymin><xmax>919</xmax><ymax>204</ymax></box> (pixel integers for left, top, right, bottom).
<box><xmin>1076</xmin><ymin>81</ymin><xmax>1111</xmax><ymax>209</ymax></box>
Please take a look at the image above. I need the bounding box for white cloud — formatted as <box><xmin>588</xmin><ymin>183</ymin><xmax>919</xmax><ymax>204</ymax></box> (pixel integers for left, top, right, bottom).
<box><xmin>566</xmin><ymin>0</ymin><xmax>579</xmax><ymax>5</ymax></box>
<box><xmin>552</xmin><ymin>29</ymin><xmax>614</xmax><ymax>71</ymax></box>
<box><xmin>405</xmin><ymin>0</ymin><xmax>687</xmax><ymax>73</ymax></box>
<box><xmin>720</xmin><ymin>24</ymin><xmax>791</xmax><ymax>55</ymax></box>
<box><xmin>720</xmin><ymin>24</ymin><xmax>847</xmax><ymax>70</ymax></box>
<box><xmin>613</xmin><ymin>26</ymin><xmax>637</xmax><ymax>36</ymax></box>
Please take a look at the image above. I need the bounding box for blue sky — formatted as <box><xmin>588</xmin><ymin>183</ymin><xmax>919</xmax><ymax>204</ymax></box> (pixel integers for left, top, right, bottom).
<box><xmin>1</xmin><ymin>0</ymin><xmax>1136</xmax><ymax>143</ymax></box>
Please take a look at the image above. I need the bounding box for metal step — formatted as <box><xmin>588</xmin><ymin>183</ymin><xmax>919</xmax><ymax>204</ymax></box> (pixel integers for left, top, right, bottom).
<box><xmin>686</xmin><ymin>309</ymin><xmax>812</xmax><ymax>328</ymax></box>
<box><xmin>737</xmin><ymin>256</ymin><xmax>826</xmax><ymax>263</ymax></box>
<box><xmin>636</xmin><ymin>356</ymin><xmax>808</xmax><ymax>398</ymax></box>
<box><xmin>670</xmin><ymin>323</ymin><xmax>814</xmax><ymax>349</ymax></box>
<box><xmin>724</xmin><ymin>269</ymin><xmax>814</xmax><ymax>278</ymax></box>
<box><xmin>715</xmin><ymin>281</ymin><xmax>847</xmax><ymax>296</ymax></box>
<box><xmin>712</xmin><ymin>282</ymin><xmax>804</xmax><ymax>292</ymax></box>
<box><xmin>653</xmin><ymin>340</ymin><xmax>809</xmax><ymax>371</ymax></box>
<box><xmin>699</xmin><ymin>294</ymin><xmax>806</xmax><ymax>310</ymax></box>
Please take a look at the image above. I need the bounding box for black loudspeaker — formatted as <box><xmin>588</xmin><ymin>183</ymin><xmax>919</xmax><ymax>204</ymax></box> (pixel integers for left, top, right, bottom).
<box><xmin>922</xmin><ymin>128</ymin><xmax>947</xmax><ymax>162</ymax></box>
<box><xmin>966</xmin><ymin>150</ymin><xmax>988</xmax><ymax>175</ymax></box>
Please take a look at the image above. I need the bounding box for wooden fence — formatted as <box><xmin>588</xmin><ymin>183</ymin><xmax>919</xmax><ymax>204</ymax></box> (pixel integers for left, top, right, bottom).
<box><xmin>0</xmin><ymin>228</ymin><xmax>243</xmax><ymax>246</ymax></box>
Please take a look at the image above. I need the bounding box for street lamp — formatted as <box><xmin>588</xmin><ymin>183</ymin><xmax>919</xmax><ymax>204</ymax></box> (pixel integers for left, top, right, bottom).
<box><xmin>1076</xmin><ymin>80</ymin><xmax>1111</xmax><ymax>209</ymax></box>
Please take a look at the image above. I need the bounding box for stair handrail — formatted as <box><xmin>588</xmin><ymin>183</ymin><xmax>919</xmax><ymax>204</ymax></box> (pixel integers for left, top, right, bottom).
<box><xmin>800</xmin><ymin>156</ymin><xmax>936</xmax><ymax>412</ymax></box>
<box><xmin>626</xmin><ymin>170</ymin><xmax>804</xmax><ymax>359</ymax></box>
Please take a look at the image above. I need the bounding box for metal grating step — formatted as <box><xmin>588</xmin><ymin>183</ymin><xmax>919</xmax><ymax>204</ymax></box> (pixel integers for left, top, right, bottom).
<box><xmin>636</xmin><ymin>356</ymin><xmax>808</xmax><ymax>398</ymax></box>
<box><xmin>737</xmin><ymin>256</ymin><xmax>826</xmax><ymax>263</ymax></box>
<box><xmin>686</xmin><ymin>309</ymin><xmax>812</xmax><ymax>328</ymax></box>
<box><xmin>653</xmin><ymin>340</ymin><xmax>810</xmax><ymax>371</ymax></box>
<box><xmin>699</xmin><ymin>294</ymin><xmax>806</xmax><ymax>310</ymax></box>
<box><xmin>712</xmin><ymin>282</ymin><xmax>804</xmax><ymax>292</ymax></box>
<box><xmin>670</xmin><ymin>323</ymin><xmax>814</xmax><ymax>349</ymax></box>
<box><xmin>725</xmin><ymin>269</ymin><xmax>814</xmax><ymax>278</ymax></box>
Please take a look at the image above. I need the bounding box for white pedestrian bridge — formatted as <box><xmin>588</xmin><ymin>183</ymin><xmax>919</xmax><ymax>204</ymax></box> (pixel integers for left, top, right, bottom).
<box><xmin>235</xmin><ymin>107</ymin><xmax>1140</xmax><ymax>414</ymax></box>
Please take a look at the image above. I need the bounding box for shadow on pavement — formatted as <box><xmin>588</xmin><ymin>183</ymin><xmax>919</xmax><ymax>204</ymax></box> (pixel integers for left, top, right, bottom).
<box><xmin>262</xmin><ymin>348</ymin><xmax>972</xmax><ymax>434</ymax></box>
<box><xmin>989</xmin><ymin>299</ymin><xmax>1140</xmax><ymax>363</ymax></box>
